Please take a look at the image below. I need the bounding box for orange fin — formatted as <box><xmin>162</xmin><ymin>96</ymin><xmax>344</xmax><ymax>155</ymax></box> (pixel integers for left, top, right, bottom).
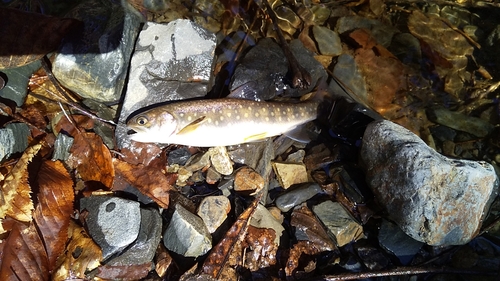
<box><xmin>177</xmin><ymin>116</ymin><xmax>206</xmax><ymax>135</ymax></box>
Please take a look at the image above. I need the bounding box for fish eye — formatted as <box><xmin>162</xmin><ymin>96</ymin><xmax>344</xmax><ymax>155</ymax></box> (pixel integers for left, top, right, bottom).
<box><xmin>136</xmin><ymin>116</ymin><xmax>148</xmax><ymax>126</ymax></box>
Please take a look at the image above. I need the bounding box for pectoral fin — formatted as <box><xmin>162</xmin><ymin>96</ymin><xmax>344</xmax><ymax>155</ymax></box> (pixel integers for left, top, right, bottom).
<box><xmin>176</xmin><ymin>116</ymin><xmax>207</xmax><ymax>135</ymax></box>
<box><xmin>243</xmin><ymin>132</ymin><xmax>269</xmax><ymax>142</ymax></box>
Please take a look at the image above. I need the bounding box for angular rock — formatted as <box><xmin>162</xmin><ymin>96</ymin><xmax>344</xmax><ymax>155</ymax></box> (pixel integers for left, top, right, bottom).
<box><xmin>53</xmin><ymin>0</ymin><xmax>141</xmax><ymax>103</ymax></box>
<box><xmin>312</xmin><ymin>201</ymin><xmax>364</xmax><ymax>247</ymax></box>
<box><xmin>208</xmin><ymin>146</ymin><xmax>233</xmax><ymax>176</ymax></box>
<box><xmin>0</xmin><ymin>123</ymin><xmax>29</xmax><ymax>162</ymax></box>
<box><xmin>108</xmin><ymin>207</ymin><xmax>162</xmax><ymax>266</ymax></box>
<box><xmin>234</xmin><ymin>166</ymin><xmax>265</xmax><ymax>194</ymax></box>
<box><xmin>378</xmin><ymin>219</ymin><xmax>423</xmax><ymax>265</ymax></box>
<box><xmin>272</xmin><ymin>161</ymin><xmax>309</xmax><ymax>189</ymax></box>
<box><xmin>312</xmin><ymin>25</ymin><xmax>342</xmax><ymax>56</ymax></box>
<box><xmin>197</xmin><ymin>196</ymin><xmax>231</xmax><ymax>233</ymax></box>
<box><xmin>80</xmin><ymin>196</ymin><xmax>141</xmax><ymax>260</ymax></box>
<box><xmin>427</xmin><ymin>107</ymin><xmax>494</xmax><ymax>138</ymax></box>
<box><xmin>0</xmin><ymin>60</ymin><xmax>41</xmax><ymax>106</ymax></box>
<box><xmin>250</xmin><ymin>204</ymin><xmax>285</xmax><ymax>246</ymax></box>
<box><xmin>117</xmin><ymin>19</ymin><xmax>216</xmax><ymax>148</ymax></box>
<box><xmin>328</xmin><ymin>54</ymin><xmax>368</xmax><ymax>104</ymax></box>
<box><xmin>167</xmin><ymin>147</ymin><xmax>192</xmax><ymax>166</ymax></box>
<box><xmin>275</xmin><ymin>182</ymin><xmax>323</xmax><ymax>212</ymax></box>
<box><xmin>52</xmin><ymin>133</ymin><xmax>74</xmax><ymax>161</ymax></box>
<box><xmin>361</xmin><ymin>120</ymin><xmax>499</xmax><ymax>246</ymax></box>
<box><xmin>163</xmin><ymin>204</ymin><xmax>212</xmax><ymax>257</ymax></box>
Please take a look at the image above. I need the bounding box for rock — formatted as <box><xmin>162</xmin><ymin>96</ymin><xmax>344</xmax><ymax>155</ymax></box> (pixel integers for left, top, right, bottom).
<box><xmin>312</xmin><ymin>201</ymin><xmax>364</xmax><ymax>247</ymax></box>
<box><xmin>208</xmin><ymin>146</ymin><xmax>233</xmax><ymax>176</ymax></box>
<box><xmin>163</xmin><ymin>204</ymin><xmax>212</xmax><ymax>257</ymax></box>
<box><xmin>378</xmin><ymin>219</ymin><xmax>423</xmax><ymax>265</ymax></box>
<box><xmin>227</xmin><ymin>142</ymin><xmax>268</xmax><ymax>169</ymax></box>
<box><xmin>0</xmin><ymin>123</ymin><xmax>30</xmax><ymax>162</ymax></box>
<box><xmin>117</xmin><ymin>19</ymin><xmax>216</xmax><ymax>148</ymax></box>
<box><xmin>167</xmin><ymin>147</ymin><xmax>192</xmax><ymax>166</ymax></box>
<box><xmin>427</xmin><ymin>107</ymin><xmax>494</xmax><ymax>138</ymax></box>
<box><xmin>388</xmin><ymin>33</ymin><xmax>422</xmax><ymax>65</ymax></box>
<box><xmin>312</xmin><ymin>26</ymin><xmax>342</xmax><ymax>56</ymax></box>
<box><xmin>328</xmin><ymin>54</ymin><xmax>368</xmax><ymax>104</ymax></box>
<box><xmin>0</xmin><ymin>60</ymin><xmax>41</xmax><ymax>106</ymax></box>
<box><xmin>80</xmin><ymin>196</ymin><xmax>141</xmax><ymax>260</ymax></box>
<box><xmin>361</xmin><ymin>120</ymin><xmax>499</xmax><ymax>245</ymax></box>
<box><xmin>197</xmin><ymin>196</ymin><xmax>231</xmax><ymax>233</ymax></box>
<box><xmin>0</xmin><ymin>128</ymin><xmax>14</xmax><ymax>162</ymax></box>
<box><xmin>52</xmin><ymin>133</ymin><xmax>74</xmax><ymax>161</ymax></box>
<box><xmin>275</xmin><ymin>182</ymin><xmax>323</xmax><ymax>212</ymax></box>
<box><xmin>107</xmin><ymin>207</ymin><xmax>162</xmax><ymax>266</ymax></box>
<box><xmin>205</xmin><ymin>166</ymin><xmax>221</xmax><ymax>184</ymax></box>
<box><xmin>336</xmin><ymin>16</ymin><xmax>397</xmax><ymax>47</ymax></box>
<box><xmin>272</xmin><ymin>161</ymin><xmax>309</xmax><ymax>189</ymax></box>
<box><xmin>53</xmin><ymin>0</ymin><xmax>141</xmax><ymax>103</ymax></box>
<box><xmin>233</xmin><ymin>166</ymin><xmax>265</xmax><ymax>194</ymax></box>
<box><xmin>185</xmin><ymin>151</ymin><xmax>211</xmax><ymax>172</ymax></box>
<box><xmin>250</xmin><ymin>204</ymin><xmax>285</xmax><ymax>246</ymax></box>
<box><xmin>285</xmin><ymin>149</ymin><xmax>305</xmax><ymax>163</ymax></box>
<box><xmin>291</xmin><ymin>204</ymin><xmax>337</xmax><ymax>251</ymax></box>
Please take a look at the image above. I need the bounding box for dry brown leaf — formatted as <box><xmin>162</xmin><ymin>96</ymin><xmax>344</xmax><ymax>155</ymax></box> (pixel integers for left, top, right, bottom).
<box><xmin>67</xmin><ymin>132</ymin><xmax>114</xmax><ymax>188</ymax></box>
<box><xmin>52</xmin><ymin>221</ymin><xmax>102</xmax><ymax>281</ymax></box>
<box><xmin>33</xmin><ymin>160</ymin><xmax>74</xmax><ymax>271</ymax></box>
<box><xmin>202</xmin><ymin>195</ymin><xmax>262</xmax><ymax>279</ymax></box>
<box><xmin>242</xmin><ymin>225</ymin><xmax>277</xmax><ymax>271</ymax></box>
<box><xmin>0</xmin><ymin>8</ymin><xmax>80</xmax><ymax>69</ymax></box>
<box><xmin>0</xmin><ymin>143</ymin><xmax>42</xmax><ymax>231</ymax></box>
<box><xmin>0</xmin><ymin>220</ymin><xmax>49</xmax><ymax>281</ymax></box>
<box><xmin>112</xmin><ymin>158</ymin><xmax>177</xmax><ymax>209</ymax></box>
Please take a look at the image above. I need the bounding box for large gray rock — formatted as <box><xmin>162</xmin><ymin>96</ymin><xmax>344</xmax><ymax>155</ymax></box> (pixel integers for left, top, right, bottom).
<box><xmin>361</xmin><ymin>120</ymin><xmax>499</xmax><ymax>246</ymax></box>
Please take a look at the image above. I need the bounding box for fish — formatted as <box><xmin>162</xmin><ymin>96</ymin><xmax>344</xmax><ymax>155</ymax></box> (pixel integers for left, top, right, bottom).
<box><xmin>126</xmin><ymin>97</ymin><xmax>321</xmax><ymax>147</ymax></box>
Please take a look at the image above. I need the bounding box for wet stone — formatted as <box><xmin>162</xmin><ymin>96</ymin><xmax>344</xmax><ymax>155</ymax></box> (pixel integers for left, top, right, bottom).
<box><xmin>291</xmin><ymin>204</ymin><xmax>337</xmax><ymax>251</ymax></box>
<box><xmin>312</xmin><ymin>25</ymin><xmax>342</xmax><ymax>56</ymax></box>
<box><xmin>163</xmin><ymin>204</ymin><xmax>212</xmax><ymax>257</ymax></box>
<box><xmin>80</xmin><ymin>196</ymin><xmax>141</xmax><ymax>260</ymax></box>
<box><xmin>0</xmin><ymin>128</ymin><xmax>14</xmax><ymax>162</ymax></box>
<box><xmin>336</xmin><ymin>16</ymin><xmax>398</xmax><ymax>47</ymax></box>
<box><xmin>0</xmin><ymin>60</ymin><xmax>41</xmax><ymax>106</ymax></box>
<box><xmin>0</xmin><ymin>123</ymin><xmax>29</xmax><ymax>162</ymax></box>
<box><xmin>427</xmin><ymin>107</ymin><xmax>494</xmax><ymax>138</ymax></box>
<box><xmin>208</xmin><ymin>146</ymin><xmax>233</xmax><ymax>176</ymax></box>
<box><xmin>250</xmin><ymin>204</ymin><xmax>285</xmax><ymax>246</ymax></box>
<box><xmin>328</xmin><ymin>54</ymin><xmax>368</xmax><ymax>104</ymax></box>
<box><xmin>272</xmin><ymin>161</ymin><xmax>309</xmax><ymax>189</ymax></box>
<box><xmin>378</xmin><ymin>219</ymin><xmax>423</xmax><ymax>265</ymax></box>
<box><xmin>205</xmin><ymin>166</ymin><xmax>221</xmax><ymax>184</ymax></box>
<box><xmin>167</xmin><ymin>147</ymin><xmax>192</xmax><ymax>166</ymax></box>
<box><xmin>285</xmin><ymin>149</ymin><xmax>305</xmax><ymax>163</ymax></box>
<box><xmin>361</xmin><ymin>120</ymin><xmax>499</xmax><ymax>246</ymax></box>
<box><xmin>275</xmin><ymin>182</ymin><xmax>323</xmax><ymax>212</ymax></box>
<box><xmin>197</xmin><ymin>196</ymin><xmax>231</xmax><ymax>233</ymax></box>
<box><xmin>107</xmin><ymin>207</ymin><xmax>162</xmax><ymax>266</ymax></box>
<box><xmin>233</xmin><ymin>166</ymin><xmax>265</xmax><ymax>194</ymax></box>
<box><xmin>312</xmin><ymin>201</ymin><xmax>364</xmax><ymax>247</ymax></box>
<box><xmin>53</xmin><ymin>0</ymin><xmax>141</xmax><ymax>103</ymax></box>
<box><xmin>52</xmin><ymin>133</ymin><xmax>74</xmax><ymax>161</ymax></box>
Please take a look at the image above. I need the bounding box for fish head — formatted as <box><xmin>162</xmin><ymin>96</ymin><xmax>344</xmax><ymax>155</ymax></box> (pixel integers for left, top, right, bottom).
<box><xmin>126</xmin><ymin>110</ymin><xmax>177</xmax><ymax>143</ymax></box>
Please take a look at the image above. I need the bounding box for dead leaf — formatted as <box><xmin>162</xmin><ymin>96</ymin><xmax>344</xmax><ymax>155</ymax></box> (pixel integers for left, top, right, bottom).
<box><xmin>52</xmin><ymin>221</ymin><xmax>102</xmax><ymax>281</ymax></box>
<box><xmin>0</xmin><ymin>220</ymin><xmax>49</xmax><ymax>281</ymax></box>
<box><xmin>155</xmin><ymin>243</ymin><xmax>177</xmax><ymax>278</ymax></box>
<box><xmin>67</xmin><ymin>131</ymin><xmax>114</xmax><ymax>188</ymax></box>
<box><xmin>33</xmin><ymin>160</ymin><xmax>74</xmax><ymax>271</ymax></box>
<box><xmin>202</xmin><ymin>195</ymin><xmax>262</xmax><ymax>279</ymax></box>
<box><xmin>242</xmin><ymin>225</ymin><xmax>277</xmax><ymax>271</ymax></box>
<box><xmin>0</xmin><ymin>8</ymin><xmax>80</xmax><ymax>69</ymax></box>
<box><xmin>0</xmin><ymin>143</ymin><xmax>42</xmax><ymax>231</ymax></box>
<box><xmin>113</xmin><ymin>158</ymin><xmax>177</xmax><ymax>209</ymax></box>
<box><xmin>97</xmin><ymin>263</ymin><xmax>152</xmax><ymax>280</ymax></box>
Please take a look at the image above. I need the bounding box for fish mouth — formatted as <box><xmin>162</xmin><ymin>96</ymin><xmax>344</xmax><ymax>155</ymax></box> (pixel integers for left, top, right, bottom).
<box><xmin>127</xmin><ymin>129</ymin><xmax>138</xmax><ymax>136</ymax></box>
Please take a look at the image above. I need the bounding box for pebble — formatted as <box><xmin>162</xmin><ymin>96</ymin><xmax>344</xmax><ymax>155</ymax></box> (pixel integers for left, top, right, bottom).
<box><xmin>52</xmin><ymin>133</ymin><xmax>74</xmax><ymax>161</ymax></box>
<box><xmin>427</xmin><ymin>107</ymin><xmax>494</xmax><ymax>138</ymax></box>
<box><xmin>107</xmin><ymin>207</ymin><xmax>162</xmax><ymax>266</ymax></box>
<box><xmin>0</xmin><ymin>123</ymin><xmax>29</xmax><ymax>162</ymax></box>
<box><xmin>53</xmin><ymin>0</ymin><xmax>141</xmax><ymax>103</ymax></box>
<box><xmin>272</xmin><ymin>161</ymin><xmax>309</xmax><ymax>189</ymax></box>
<box><xmin>167</xmin><ymin>147</ymin><xmax>192</xmax><ymax>166</ymax></box>
<box><xmin>312</xmin><ymin>201</ymin><xmax>364</xmax><ymax>247</ymax></box>
<box><xmin>0</xmin><ymin>60</ymin><xmax>41</xmax><ymax>106</ymax></box>
<box><xmin>80</xmin><ymin>196</ymin><xmax>141</xmax><ymax>260</ymax></box>
<box><xmin>205</xmin><ymin>166</ymin><xmax>221</xmax><ymax>185</ymax></box>
<box><xmin>0</xmin><ymin>128</ymin><xmax>14</xmax><ymax>162</ymax></box>
<box><xmin>275</xmin><ymin>182</ymin><xmax>323</xmax><ymax>212</ymax></box>
<box><xmin>163</xmin><ymin>204</ymin><xmax>212</xmax><ymax>257</ymax></box>
<box><xmin>312</xmin><ymin>25</ymin><xmax>342</xmax><ymax>56</ymax></box>
<box><xmin>197</xmin><ymin>196</ymin><xmax>231</xmax><ymax>233</ymax></box>
<box><xmin>285</xmin><ymin>149</ymin><xmax>306</xmax><ymax>163</ymax></box>
<box><xmin>233</xmin><ymin>166</ymin><xmax>265</xmax><ymax>194</ymax></box>
<box><xmin>250</xmin><ymin>204</ymin><xmax>285</xmax><ymax>246</ymax></box>
<box><xmin>208</xmin><ymin>146</ymin><xmax>233</xmax><ymax>175</ymax></box>
<box><xmin>116</xmin><ymin>19</ymin><xmax>216</xmax><ymax>148</ymax></box>
<box><xmin>361</xmin><ymin>120</ymin><xmax>499</xmax><ymax>245</ymax></box>
<box><xmin>378</xmin><ymin>219</ymin><xmax>423</xmax><ymax>265</ymax></box>
<box><xmin>328</xmin><ymin>54</ymin><xmax>368</xmax><ymax>104</ymax></box>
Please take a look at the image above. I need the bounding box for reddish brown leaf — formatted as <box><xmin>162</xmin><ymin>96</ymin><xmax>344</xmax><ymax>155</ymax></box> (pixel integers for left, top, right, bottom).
<box><xmin>242</xmin><ymin>225</ymin><xmax>277</xmax><ymax>271</ymax></box>
<box><xmin>52</xmin><ymin>221</ymin><xmax>102</xmax><ymax>281</ymax></box>
<box><xmin>33</xmin><ymin>160</ymin><xmax>74</xmax><ymax>271</ymax></box>
<box><xmin>0</xmin><ymin>8</ymin><xmax>80</xmax><ymax>68</ymax></box>
<box><xmin>155</xmin><ymin>244</ymin><xmax>177</xmax><ymax>278</ymax></box>
<box><xmin>202</xmin><ymin>195</ymin><xmax>262</xmax><ymax>279</ymax></box>
<box><xmin>52</xmin><ymin>115</ymin><xmax>94</xmax><ymax>137</ymax></box>
<box><xmin>119</xmin><ymin>142</ymin><xmax>163</xmax><ymax>166</ymax></box>
<box><xmin>113</xmin><ymin>158</ymin><xmax>177</xmax><ymax>209</ymax></box>
<box><xmin>0</xmin><ymin>221</ymin><xmax>49</xmax><ymax>281</ymax></box>
<box><xmin>96</xmin><ymin>263</ymin><xmax>152</xmax><ymax>280</ymax></box>
<box><xmin>67</xmin><ymin>132</ymin><xmax>114</xmax><ymax>188</ymax></box>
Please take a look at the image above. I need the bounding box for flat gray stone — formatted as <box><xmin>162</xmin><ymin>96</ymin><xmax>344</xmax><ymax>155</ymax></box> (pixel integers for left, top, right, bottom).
<box><xmin>197</xmin><ymin>196</ymin><xmax>231</xmax><ymax>233</ymax></box>
<box><xmin>336</xmin><ymin>16</ymin><xmax>397</xmax><ymax>47</ymax></box>
<box><xmin>163</xmin><ymin>204</ymin><xmax>212</xmax><ymax>257</ymax></box>
<box><xmin>52</xmin><ymin>133</ymin><xmax>74</xmax><ymax>161</ymax></box>
<box><xmin>328</xmin><ymin>54</ymin><xmax>368</xmax><ymax>104</ymax></box>
<box><xmin>0</xmin><ymin>123</ymin><xmax>30</xmax><ymax>162</ymax></box>
<box><xmin>0</xmin><ymin>60</ymin><xmax>41</xmax><ymax>106</ymax></box>
<box><xmin>312</xmin><ymin>25</ymin><xmax>342</xmax><ymax>56</ymax></box>
<box><xmin>427</xmin><ymin>107</ymin><xmax>494</xmax><ymax>138</ymax></box>
<box><xmin>275</xmin><ymin>182</ymin><xmax>323</xmax><ymax>212</ymax></box>
<box><xmin>378</xmin><ymin>219</ymin><xmax>423</xmax><ymax>265</ymax></box>
<box><xmin>361</xmin><ymin>120</ymin><xmax>499</xmax><ymax>246</ymax></box>
<box><xmin>80</xmin><ymin>196</ymin><xmax>141</xmax><ymax>260</ymax></box>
